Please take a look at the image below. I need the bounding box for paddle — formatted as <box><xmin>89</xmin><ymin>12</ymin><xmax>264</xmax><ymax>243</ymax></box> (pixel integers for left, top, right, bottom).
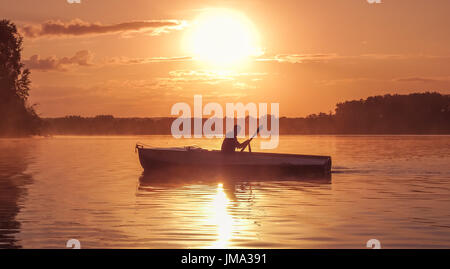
<box><xmin>240</xmin><ymin>126</ymin><xmax>261</xmax><ymax>152</ymax></box>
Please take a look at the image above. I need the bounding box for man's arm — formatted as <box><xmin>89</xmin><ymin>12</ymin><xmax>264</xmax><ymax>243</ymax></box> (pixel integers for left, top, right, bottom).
<box><xmin>236</xmin><ymin>139</ymin><xmax>249</xmax><ymax>149</ymax></box>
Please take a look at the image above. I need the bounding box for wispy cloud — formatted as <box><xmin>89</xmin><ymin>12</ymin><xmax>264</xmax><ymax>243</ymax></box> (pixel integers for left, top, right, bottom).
<box><xmin>256</xmin><ymin>53</ymin><xmax>450</xmax><ymax>63</ymax></box>
<box><xmin>256</xmin><ymin>53</ymin><xmax>340</xmax><ymax>63</ymax></box>
<box><xmin>360</xmin><ymin>54</ymin><xmax>450</xmax><ymax>60</ymax></box>
<box><xmin>23</xmin><ymin>50</ymin><xmax>94</xmax><ymax>71</ymax></box>
<box><xmin>24</xmin><ymin>51</ymin><xmax>193</xmax><ymax>71</ymax></box>
<box><xmin>104</xmin><ymin>56</ymin><xmax>192</xmax><ymax>65</ymax></box>
<box><xmin>168</xmin><ymin>70</ymin><xmax>267</xmax><ymax>78</ymax></box>
<box><xmin>315</xmin><ymin>77</ymin><xmax>380</xmax><ymax>86</ymax></box>
<box><xmin>394</xmin><ymin>76</ymin><xmax>450</xmax><ymax>83</ymax></box>
<box><xmin>20</xmin><ymin>19</ymin><xmax>187</xmax><ymax>38</ymax></box>
<box><xmin>154</xmin><ymin>70</ymin><xmax>266</xmax><ymax>95</ymax></box>
<box><xmin>166</xmin><ymin>70</ymin><xmax>267</xmax><ymax>84</ymax></box>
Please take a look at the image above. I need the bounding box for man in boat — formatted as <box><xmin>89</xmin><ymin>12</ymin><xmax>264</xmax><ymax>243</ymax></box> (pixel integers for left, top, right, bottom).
<box><xmin>221</xmin><ymin>125</ymin><xmax>249</xmax><ymax>153</ymax></box>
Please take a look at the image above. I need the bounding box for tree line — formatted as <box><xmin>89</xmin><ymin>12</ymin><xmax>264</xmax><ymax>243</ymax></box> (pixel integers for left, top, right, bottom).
<box><xmin>43</xmin><ymin>92</ymin><xmax>450</xmax><ymax>135</ymax></box>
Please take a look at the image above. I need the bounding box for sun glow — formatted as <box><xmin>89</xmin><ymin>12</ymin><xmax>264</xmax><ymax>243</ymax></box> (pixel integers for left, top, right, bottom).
<box><xmin>186</xmin><ymin>9</ymin><xmax>262</xmax><ymax>67</ymax></box>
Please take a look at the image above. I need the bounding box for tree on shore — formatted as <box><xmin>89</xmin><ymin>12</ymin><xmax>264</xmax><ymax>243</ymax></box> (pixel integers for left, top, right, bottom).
<box><xmin>0</xmin><ymin>19</ymin><xmax>40</xmax><ymax>136</ymax></box>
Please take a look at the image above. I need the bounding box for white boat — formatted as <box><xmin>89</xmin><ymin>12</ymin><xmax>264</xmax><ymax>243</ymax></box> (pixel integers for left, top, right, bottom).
<box><xmin>136</xmin><ymin>144</ymin><xmax>332</xmax><ymax>175</ymax></box>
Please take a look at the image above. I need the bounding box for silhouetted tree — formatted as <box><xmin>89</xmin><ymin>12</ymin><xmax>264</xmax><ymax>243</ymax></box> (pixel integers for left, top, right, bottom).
<box><xmin>0</xmin><ymin>19</ymin><xmax>40</xmax><ymax>136</ymax></box>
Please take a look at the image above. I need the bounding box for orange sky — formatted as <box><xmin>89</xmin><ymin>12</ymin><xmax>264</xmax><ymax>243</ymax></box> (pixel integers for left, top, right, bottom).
<box><xmin>3</xmin><ymin>0</ymin><xmax>450</xmax><ymax>117</ymax></box>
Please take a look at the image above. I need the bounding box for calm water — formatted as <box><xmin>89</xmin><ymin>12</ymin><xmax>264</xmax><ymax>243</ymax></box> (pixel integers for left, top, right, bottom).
<box><xmin>0</xmin><ymin>135</ymin><xmax>449</xmax><ymax>249</ymax></box>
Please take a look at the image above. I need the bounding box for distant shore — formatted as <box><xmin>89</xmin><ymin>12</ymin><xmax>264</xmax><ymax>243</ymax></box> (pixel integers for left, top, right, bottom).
<box><xmin>3</xmin><ymin>92</ymin><xmax>449</xmax><ymax>137</ymax></box>
<box><xmin>39</xmin><ymin>92</ymin><xmax>450</xmax><ymax>136</ymax></box>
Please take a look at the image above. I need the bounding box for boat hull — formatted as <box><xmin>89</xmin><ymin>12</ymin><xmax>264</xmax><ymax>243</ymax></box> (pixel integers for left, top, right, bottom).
<box><xmin>136</xmin><ymin>146</ymin><xmax>332</xmax><ymax>175</ymax></box>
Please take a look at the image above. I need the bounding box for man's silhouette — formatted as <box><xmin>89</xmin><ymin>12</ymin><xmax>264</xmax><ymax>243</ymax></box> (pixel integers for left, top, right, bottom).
<box><xmin>221</xmin><ymin>125</ymin><xmax>248</xmax><ymax>153</ymax></box>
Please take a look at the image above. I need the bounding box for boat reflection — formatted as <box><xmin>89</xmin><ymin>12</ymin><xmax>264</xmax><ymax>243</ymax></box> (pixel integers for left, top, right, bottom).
<box><xmin>139</xmin><ymin>166</ymin><xmax>331</xmax><ymax>184</ymax></box>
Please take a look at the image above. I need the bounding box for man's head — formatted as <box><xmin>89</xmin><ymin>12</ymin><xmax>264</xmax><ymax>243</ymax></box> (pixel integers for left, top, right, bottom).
<box><xmin>225</xmin><ymin>124</ymin><xmax>241</xmax><ymax>138</ymax></box>
<box><xmin>233</xmin><ymin>125</ymin><xmax>240</xmax><ymax>137</ymax></box>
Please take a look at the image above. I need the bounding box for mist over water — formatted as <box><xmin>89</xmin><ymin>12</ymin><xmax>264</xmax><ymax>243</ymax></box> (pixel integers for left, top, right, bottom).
<box><xmin>0</xmin><ymin>135</ymin><xmax>449</xmax><ymax>248</ymax></box>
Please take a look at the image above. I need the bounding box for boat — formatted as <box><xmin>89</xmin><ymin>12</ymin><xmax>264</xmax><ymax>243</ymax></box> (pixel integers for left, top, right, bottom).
<box><xmin>135</xmin><ymin>143</ymin><xmax>332</xmax><ymax>175</ymax></box>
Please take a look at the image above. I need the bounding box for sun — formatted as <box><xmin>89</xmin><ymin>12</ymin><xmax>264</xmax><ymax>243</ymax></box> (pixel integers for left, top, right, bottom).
<box><xmin>186</xmin><ymin>9</ymin><xmax>262</xmax><ymax>67</ymax></box>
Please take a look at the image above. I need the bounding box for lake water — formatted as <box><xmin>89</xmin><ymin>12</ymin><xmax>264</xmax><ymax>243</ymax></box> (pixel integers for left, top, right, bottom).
<box><xmin>0</xmin><ymin>135</ymin><xmax>449</xmax><ymax>249</ymax></box>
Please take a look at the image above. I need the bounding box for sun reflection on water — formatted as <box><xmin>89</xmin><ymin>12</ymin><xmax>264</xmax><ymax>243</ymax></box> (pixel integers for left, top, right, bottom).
<box><xmin>208</xmin><ymin>183</ymin><xmax>234</xmax><ymax>248</ymax></box>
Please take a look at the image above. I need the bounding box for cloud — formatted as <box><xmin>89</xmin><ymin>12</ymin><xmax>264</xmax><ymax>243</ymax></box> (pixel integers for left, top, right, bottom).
<box><xmin>394</xmin><ymin>76</ymin><xmax>450</xmax><ymax>83</ymax></box>
<box><xmin>24</xmin><ymin>50</ymin><xmax>94</xmax><ymax>71</ymax></box>
<box><xmin>360</xmin><ymin>54</ymin><xmax>450</xmax><ymax>60</ymax></box>
<box><xmin>24</xmin><ymin>51</ymin><xmax>193</xmax><ymax>71</ymax></box>
<box><xmin>104</xmin><ymin>56</ymin><xmax>192</xmax><ymax>65</ymax></box>
<box><xmin>165</xmin><ymin>70</ymin><xmax>267</xmax><ymax>84</ymax></box>
<box><xmin>256</xmin><ymin>53</ymin><xmax>340</xmax><ymax>63</ymax></box>
<box><xmin>256</xmin><ymin>53</ymin><xmax>450</xmax><ymax>64</ymax></box>
<box><xmin>154</xmin><ymin>70</ymin><xmax>266</xmax><ymax>94</ymax></box>
<box><xmin>315</xmin><ymin>77</ymin><xmax>380</xmax><ymax>86</ymax></box>
<box><xmin>20</xmin><ymin>19</ymin><xmax>186</xmax><ymax>38</ymax></box>
<box><xmin>316</xmin><ymin>76</ymin><xmax>450</xmax><ymax>86</ymax></box>
<box><xmin>168</xmin><ymin>70</ymin><xmax>267</xmax><ymax>78</ymax></box>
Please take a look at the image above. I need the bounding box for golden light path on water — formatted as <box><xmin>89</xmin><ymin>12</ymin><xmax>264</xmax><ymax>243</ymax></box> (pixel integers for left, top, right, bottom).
<box><xmin>206</xmin><ymin>183</ymin><xmax>233</xmax><ymax>248</ymax></box>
